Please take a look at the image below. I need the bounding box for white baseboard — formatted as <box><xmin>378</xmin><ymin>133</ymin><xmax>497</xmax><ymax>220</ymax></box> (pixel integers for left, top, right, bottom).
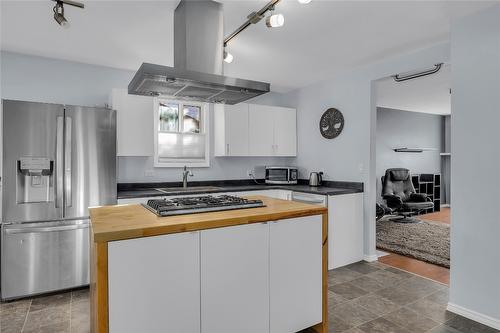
<box><xmin>447</xmin><ymin>302</ymin><xmax>500</xmax><ymax>330</ymax></box>
<box><xmin>363</xmin><ymin>254</ymin><xmax>378</xmax><ymax>262</ymax></box>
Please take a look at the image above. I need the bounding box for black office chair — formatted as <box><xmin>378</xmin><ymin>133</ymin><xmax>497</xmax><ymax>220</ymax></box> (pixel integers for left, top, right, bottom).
<box><xmin>381</xmin><ymin>168</ymin><xmax>434</xmax><ymax>223</ymax></box>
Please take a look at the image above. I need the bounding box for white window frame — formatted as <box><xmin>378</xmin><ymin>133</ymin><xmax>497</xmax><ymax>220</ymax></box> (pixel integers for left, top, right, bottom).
<box><xmin>153</xmin><ymin>98</ymin><xmax>210</xmax><ymax>167</ymax></box>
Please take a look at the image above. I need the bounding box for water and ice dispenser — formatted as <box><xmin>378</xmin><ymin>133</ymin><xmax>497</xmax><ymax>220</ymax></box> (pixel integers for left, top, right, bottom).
<box><xmin>16</xmin><ymin>157</ymin><xmax>54</xmax><ymax>204</ymax></box>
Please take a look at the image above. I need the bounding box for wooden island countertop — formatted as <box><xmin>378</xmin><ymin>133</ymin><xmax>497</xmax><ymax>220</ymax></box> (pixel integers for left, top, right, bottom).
<box><xmin>89</xmin><ymin>195</ymin><xmax>327</xmax><ymax>243</ymax></box>
<box><xmin>90</xmin><ymin>196</ymin><xmax>328</xmax><ymax>333</ymax></box>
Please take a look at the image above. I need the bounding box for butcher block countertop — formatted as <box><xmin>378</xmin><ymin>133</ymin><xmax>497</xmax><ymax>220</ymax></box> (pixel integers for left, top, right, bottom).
<box><xmin>90</xmin><ymin>196</ymin><xmax>327</xmax><ymax>243</ymax></box>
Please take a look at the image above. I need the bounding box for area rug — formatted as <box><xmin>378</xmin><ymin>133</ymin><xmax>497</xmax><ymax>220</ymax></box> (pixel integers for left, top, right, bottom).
<box><xmin>376</xmin><ymin>219</ymin><xmax>450</xmax><ymax>268</ymax></box>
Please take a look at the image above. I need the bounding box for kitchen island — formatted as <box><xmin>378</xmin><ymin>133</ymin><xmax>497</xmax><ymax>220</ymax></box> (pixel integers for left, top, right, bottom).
<box><xmin>90</xmin><ymin>196</ymin><xmax>328</xmax><ymax>333</ymax></box>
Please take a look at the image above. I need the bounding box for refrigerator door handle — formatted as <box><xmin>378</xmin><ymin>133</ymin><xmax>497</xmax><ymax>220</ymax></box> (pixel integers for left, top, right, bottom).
<box><xmin>64</xmin><ymin>116</ymin><xmax>72</xmax><ymax>208</ymax></box>
<box><xmin>55</xmin><ymin>116</ymin><xmax>64</xmax><ymax>209</ymax></box>
<box><xmin>4</xmin><ymin>223</ymin><xmax>89</xmax><ymax>234</ymax></box>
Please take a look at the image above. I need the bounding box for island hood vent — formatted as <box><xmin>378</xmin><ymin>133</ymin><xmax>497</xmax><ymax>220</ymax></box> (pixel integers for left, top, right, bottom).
<box><xmin>128</xmin><ymin>0</ymin><xmax>270</xmax><ymax>105</ymax></box>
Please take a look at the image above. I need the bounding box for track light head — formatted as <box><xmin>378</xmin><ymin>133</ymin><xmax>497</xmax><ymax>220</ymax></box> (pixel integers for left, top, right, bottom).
<box><xmin>54</xmin><ymin>12</ymin><xmax>69</xmax><ymax>27</ymax></box>
<box><xmin>51</xmin><ymin>0</ymin><xmax>84</xmax><ymax>27</ymax></box>
<box><xmin>223</xmin><ymin>50</ymin><xmax>234</xmax><ymax>64</ymax></box>
<box><xmin>266</xmin><ymin>13</ymin><xmax>284</xmax><ymax>28</ymax></box>
<box><xmin>53</xmin><ymin>1</ymin><xmax>69</xmax><ymax>27</ymax></box>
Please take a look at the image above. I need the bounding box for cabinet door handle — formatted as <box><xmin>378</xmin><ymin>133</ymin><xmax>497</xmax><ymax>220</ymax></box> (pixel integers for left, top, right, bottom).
<box><xmin>226</xmin><ymin>143</ymin><xmax>230</xmax><ymax>155</ymax></box>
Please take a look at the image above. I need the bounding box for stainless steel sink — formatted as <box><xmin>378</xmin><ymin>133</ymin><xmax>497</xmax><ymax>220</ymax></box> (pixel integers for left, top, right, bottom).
<box><xmin>155</xmin><ymin>186</ymin><xmax>222</xmax><ymax>193</ymax></box>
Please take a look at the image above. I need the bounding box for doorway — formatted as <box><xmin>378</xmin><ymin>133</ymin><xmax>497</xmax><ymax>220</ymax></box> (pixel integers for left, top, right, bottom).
<box><xmin>373</xmin><ymin>64</ymin><xmax>451</xmax><ymax>284</ymax></box>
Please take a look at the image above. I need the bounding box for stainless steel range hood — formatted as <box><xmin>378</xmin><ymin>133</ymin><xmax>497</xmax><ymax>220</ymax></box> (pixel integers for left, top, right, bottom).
<box><xmin>128</xmin><ymin>0</ymin><xmax>270</xmax><ymax>105</ymax></box>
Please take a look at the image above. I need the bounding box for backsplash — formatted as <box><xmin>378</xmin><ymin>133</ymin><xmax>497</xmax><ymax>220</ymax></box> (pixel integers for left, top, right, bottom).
<box><xmin>117</xmin><ymin>156</ymin><xmax>296</xmax><ymax>183</ymax></box>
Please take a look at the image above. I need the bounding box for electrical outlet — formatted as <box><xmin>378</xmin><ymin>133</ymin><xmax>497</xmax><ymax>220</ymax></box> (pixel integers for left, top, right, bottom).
<box><xmin>247</xmin><ymin>169</ymin><xmax>254</xmax><ymax>177</ymax></box>
<box><xmin>144</xmin><ymin>170</ymin><xmax>155</xmax><ymax>177</ymax></box>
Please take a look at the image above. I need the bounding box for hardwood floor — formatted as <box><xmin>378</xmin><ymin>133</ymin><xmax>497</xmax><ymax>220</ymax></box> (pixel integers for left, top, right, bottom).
<box><xmin>378</xmin><ymin>252</ymin><xmax>450</xmax><ymax>285</ymax></box>
<box><xmin>420</xmin><ymin>207</ymin><xmax>450</xmax><ymax>224</ymax></box>
<box><xmin>377</xmin><ymin>207</ymin><xmax>451</xmax><ymax>285</ymax></box>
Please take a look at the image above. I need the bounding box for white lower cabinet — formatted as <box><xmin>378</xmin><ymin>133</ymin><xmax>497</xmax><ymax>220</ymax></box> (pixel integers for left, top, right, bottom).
<box><xmin>107</xmin><ymin>216</ymin><xmax>323</xmax><ymax>333</ymax></box>
<box><xmin>201</xmin><ymin>223</ymin><xmax>270</xmax><ymax>333</ymax></box>
<box><xmin>328</xmin><ymin>193</ymin><xmax>364</xmax><ymax>269</ymax></box>
<box><xmin>108</xmin><ymin>232</ymin><xmax>200</xmax><ymax>333</ymax></box>
<box><xmin>270</xmin><ymin>215</ymin><xmax>323</xmax><ymax>333</ymax></box>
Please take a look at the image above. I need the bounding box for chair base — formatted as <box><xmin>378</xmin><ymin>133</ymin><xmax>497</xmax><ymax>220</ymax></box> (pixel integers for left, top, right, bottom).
<box><xmin>390</xmin><ymin>215</ymin><xmax>422</xmax><ymax>223</ymax></box>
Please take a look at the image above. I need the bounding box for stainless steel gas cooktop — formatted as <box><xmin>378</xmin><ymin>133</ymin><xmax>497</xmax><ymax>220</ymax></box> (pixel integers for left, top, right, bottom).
<box><xmin>143</xmin><ymin>195</ymin><xmax>265</xmax><ymax>217</ymax></box>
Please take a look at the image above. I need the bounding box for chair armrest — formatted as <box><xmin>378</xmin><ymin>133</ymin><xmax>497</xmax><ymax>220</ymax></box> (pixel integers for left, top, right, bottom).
<box><xmin>383</xmin><ymin>194</ymin><xmax>403</xmax><ymax>208</ymax></box>
<box><xmin>410</xmin><ymin>193</ymin><xmax>431</xmax><ymax>202</ymax></box>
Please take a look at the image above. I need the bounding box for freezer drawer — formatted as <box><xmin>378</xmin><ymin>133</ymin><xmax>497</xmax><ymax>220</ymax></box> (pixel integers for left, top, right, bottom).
<box><xmin>1</xmin><ymin>220</ymin><xmax>90</xmax><ymax>300</ymax></box>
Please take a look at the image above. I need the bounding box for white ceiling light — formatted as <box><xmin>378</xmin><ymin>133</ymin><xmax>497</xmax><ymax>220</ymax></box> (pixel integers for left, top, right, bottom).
<box><xmin>266</xmin><ymin>13</ymin><xmax>284</xmax><ymax>28</ymax></box>
<box><xmin>223</xmin><ymin>49</ymin><xmax>233</xmax><ymax>64</ymax></box>
<box><xmin>298</xmin><ymin>0</ymin><xmax>312</xmax><ymax>4</ymax></box>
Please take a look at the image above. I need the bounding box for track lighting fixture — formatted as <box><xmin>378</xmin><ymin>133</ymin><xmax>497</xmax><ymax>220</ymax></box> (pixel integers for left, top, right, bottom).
<box><xmin>223</xmin><ymin>48</ymin><xmax>234</xmax><ymax>64</ymax></box>
<box><xmin>51</xmin><ymin>0</ymin><xmax>84</xmax><ymax>27</ymax></box>
<box><xmin>266</xmin><ymin>12</ymin><xmax>284</xmax><ymax>28</ymax></box>
<box><xmin>53</xmin><ymin>1</ymin><xmax>68</xmax><ymax>27</ymax></box>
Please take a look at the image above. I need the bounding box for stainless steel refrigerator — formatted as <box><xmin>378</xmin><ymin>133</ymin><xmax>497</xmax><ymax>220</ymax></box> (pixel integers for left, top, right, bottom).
<box><xmin>1</xmin><ymin>99</ymin><xmax>116</xmax><ymax>300</ymax></box>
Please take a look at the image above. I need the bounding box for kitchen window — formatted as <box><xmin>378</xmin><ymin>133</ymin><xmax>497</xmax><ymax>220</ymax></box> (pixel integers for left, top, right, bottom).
<box><xmin>154</xmin><ymin>99</ymin><xmax>210</xmax><ymax>167</ymax></box>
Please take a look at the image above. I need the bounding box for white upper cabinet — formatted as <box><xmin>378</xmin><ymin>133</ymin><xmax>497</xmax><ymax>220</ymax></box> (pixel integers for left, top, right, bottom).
<box><xmin>214</xmin><ymin>103</ymin><xmax>249</xmax><ymax>156</ymax></box>
<box><xmin>249</xmin><ymin>104</ymin><xmax>296</xmax><ymax>157</ymax></box>
<box><xmin>215</xmin><ymin>103</ymin><xmax>296</xmax><ymax>157</ymax></box>
<box><xmin>110</xmin><ymin>88</ymin><xmax>154</xmax><ymax>156</ymax></box>
<box><xmin>248</xmin><ymin>104</ymin><xmax>275</xmax><ymax>156</ymax></box>
<box><xmin>273</xmin><ymin>106</ymin><xmax>297</xmax><ymax>156</ymax></box>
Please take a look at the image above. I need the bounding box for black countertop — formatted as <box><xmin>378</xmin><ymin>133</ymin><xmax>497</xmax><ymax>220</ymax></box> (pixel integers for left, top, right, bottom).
<box><xmin>117</xmin><ymin>179</ymin><xmax>363</xmax><ymax>199</ymax></box>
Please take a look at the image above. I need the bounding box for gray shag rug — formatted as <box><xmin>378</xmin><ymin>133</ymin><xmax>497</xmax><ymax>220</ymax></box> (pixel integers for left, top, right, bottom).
<box><xmin>377</xmin><ymin>219</ymin><xmax>450</xmax><ymax>268</ymax></box>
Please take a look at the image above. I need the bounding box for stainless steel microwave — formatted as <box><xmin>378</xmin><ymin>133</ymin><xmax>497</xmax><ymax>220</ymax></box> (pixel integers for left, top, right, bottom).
<box><xmin>265</xmin><ymin>166</ymin><xmax>298</xmax><ymax>185</ymax></box>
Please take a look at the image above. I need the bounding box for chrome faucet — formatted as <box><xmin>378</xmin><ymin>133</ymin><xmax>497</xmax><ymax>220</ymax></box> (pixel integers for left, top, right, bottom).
<box><xmin>182</xmin><ymin>166</ymin><xmax>193</xmax><ymax>188</ymax></box>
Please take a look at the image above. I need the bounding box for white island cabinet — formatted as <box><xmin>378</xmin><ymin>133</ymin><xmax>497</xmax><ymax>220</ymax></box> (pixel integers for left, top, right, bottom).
<box><xmin>108</xmin><ymin>231</ymin><xmax>200</xmax><ymax>333</ymax></box>
<box><xmin>201</xmin><ymin>222</ymin><xmax>270</xmax><ymax>333</ymax></box>
<box><xmin>105</xmin><ymin>215</ymin><xmax>323</xmax><ymax>333</ymax></box>
<box><xmin>91</xmin><ymin>197</ymin><xmax>328</xmax><ymax>332</ymax></box>
<box><xmin>270</xmin><ymin>216</ymin><xmax>323</xmax><ymax>333</ymax></box>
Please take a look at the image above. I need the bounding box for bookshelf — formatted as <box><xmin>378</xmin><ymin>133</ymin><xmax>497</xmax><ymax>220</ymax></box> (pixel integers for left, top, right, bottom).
<box><xmin>411</xmin><ymin>173</ymin><xmax>441</xmax><ymax>214</ymax></box>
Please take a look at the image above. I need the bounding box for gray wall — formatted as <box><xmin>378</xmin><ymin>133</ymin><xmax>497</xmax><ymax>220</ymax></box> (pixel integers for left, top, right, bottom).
<box><xmin>376</xmin><ymin>107</ymin><xmax>443</xmax><ymax>203</ymax></box>
<box><xmin>0</xmin><ymin>51</ymin><xmax>295</xmax><ymax>183</ymax></box>
<box><xmin>449</xmin><ymin>4</ymin><xmax>500</xmax><ymax>323</ymax></box>
<box><xmin>283</xmin><ymin>42</ymin><xmax>450</xmax><ymax>260</ymax></box>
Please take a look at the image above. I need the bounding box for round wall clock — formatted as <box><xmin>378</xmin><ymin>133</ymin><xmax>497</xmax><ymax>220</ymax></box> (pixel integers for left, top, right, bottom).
<box><xmin>320</xmin><ymin>108</ymin><xmax>344</xmax><ymax>139</ymax></box>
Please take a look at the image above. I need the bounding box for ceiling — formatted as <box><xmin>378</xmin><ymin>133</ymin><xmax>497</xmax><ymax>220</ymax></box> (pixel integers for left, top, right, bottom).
<box><xmin>0</xmin><ymin>1</ymin><xmax>495</xmax><ymax>93</ymax></box>
<box><xmin>376</xmin><ymin>64</ymin><xmax>451</xmax><ymax>115</ymax></box>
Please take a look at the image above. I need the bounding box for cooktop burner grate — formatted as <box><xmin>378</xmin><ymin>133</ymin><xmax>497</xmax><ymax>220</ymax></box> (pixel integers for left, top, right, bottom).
<box><xmin>143</xmin><ymin>195</ymin><xmax>265</xmax><ymax>217</ymax></box>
